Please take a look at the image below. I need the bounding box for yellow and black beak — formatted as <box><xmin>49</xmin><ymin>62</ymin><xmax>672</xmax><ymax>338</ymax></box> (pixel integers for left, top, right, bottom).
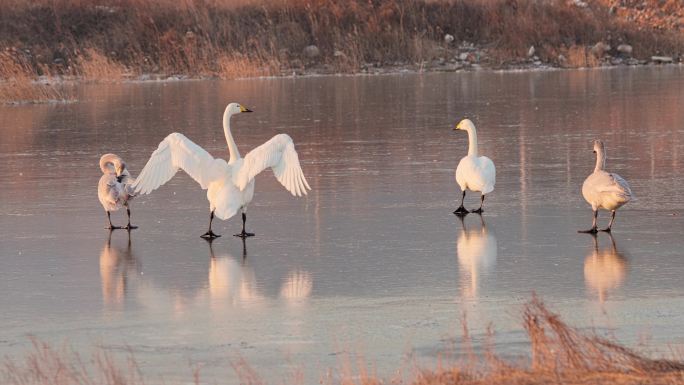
<box><xmin>240</xmin><ymin>105</ymin><xmax>253</xmax><ymax>113</ymax></box>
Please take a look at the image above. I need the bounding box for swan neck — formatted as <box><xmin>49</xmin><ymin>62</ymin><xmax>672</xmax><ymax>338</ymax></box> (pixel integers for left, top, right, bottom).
<box><xmin>100</xmin><ymin>154</ymin><xmax>122</xmax><ymax>174</ymax></box>
<box><xmin>223</xmin><ymin>111</ymin><xmax>241</xmax><ymax>163</ymax></box>
<box><xmin>466</xmin><ymin>126</ymin><xmax>478</xmax><ymax>157</ymax></box>
<box><xmin>594</xmin><ymin>147</ymin><xmax>606</xmax><ymax>172</ymax></box>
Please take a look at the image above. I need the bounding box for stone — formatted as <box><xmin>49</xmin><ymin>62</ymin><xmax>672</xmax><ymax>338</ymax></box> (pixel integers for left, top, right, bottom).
<box><xmin>444</xmin><ymin>34</ymin><xmax>455</xmax><ymax>44</ymax></box>
<box><xmin>651</xmin><ymin>56</ymin><xmax>673</xmax><ymax>63</ymax></box>
<box><xmin>458</xmin><ymin>52</ymin><xmax>469</xmax><ymax>61</ymax></box>
<box><xmin>590</xmin><ymin>42</ymin><xmax>611</xmax><ymax>57</ymax></box>
<box><xmin>616</xmin><ymin>44</ymin><xmax>633</xmax><ymax>56</ymax></box>
<box><xmin>303</xmin><ymin>45</ymin><xmax>320</xmax><ymax>59</ymax></box>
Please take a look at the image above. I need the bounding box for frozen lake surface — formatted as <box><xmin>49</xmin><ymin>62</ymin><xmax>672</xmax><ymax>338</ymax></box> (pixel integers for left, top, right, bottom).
<box><xmin>2</xmin><ymin>67</ymin><xmax>684</xmax><ymax>383</ymax></box>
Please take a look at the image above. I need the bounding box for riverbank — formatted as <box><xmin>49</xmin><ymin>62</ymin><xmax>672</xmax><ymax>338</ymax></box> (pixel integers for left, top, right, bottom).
<box><xmin>4</xmin><ymin>298</ymin><xmax>684</xmax><ymax>384</ymax></box>
<box><xmin>1</xmin><ymin>0</ymin><xmax>683</xmax><ymax>103</ymax></box>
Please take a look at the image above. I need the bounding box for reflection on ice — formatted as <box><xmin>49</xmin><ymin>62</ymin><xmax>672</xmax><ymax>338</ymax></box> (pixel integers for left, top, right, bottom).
<box><xmin>99</xmin><ymin>230</ymin><xmax>139</xmax><ymax>307</ymax></box>
<box><xmin>280</xmin><ymin>270</ymin><xmax>313</xmax><ymax>302</ymax></box>
<box><xmin>207</xmin><ymin>240</ymin><xmax>263</xmax><ymax>305</ymax></box>
<box><xmin>583</xmin><ymin>234</ymin><xmax>628</xmax><ymax>303</ymax></box>
<box><xmin>456</xmin><ymin>215</ymin><xmax>497</xmax><ymax>299</ymax></box>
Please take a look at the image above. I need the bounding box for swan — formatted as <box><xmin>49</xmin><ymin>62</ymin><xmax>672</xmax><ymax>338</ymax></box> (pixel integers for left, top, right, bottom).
<box><xmin>98</xmin><ymin>153</ymin><xmax>137</xmax><ymax>229</ymax></box>
<box><xmin>453</xmin><ymin>119</ymin><xmax>496</xmax><ymax>214</ymax></box>
<box><xmin>579</xmin><ymin>140</ymin><xmax>633</xmax><ymax>233</ymax></box>
<box><xmin>132</xmin><ymin>103</ymin><xmax>311</xmax><ymax>238</ymax></box>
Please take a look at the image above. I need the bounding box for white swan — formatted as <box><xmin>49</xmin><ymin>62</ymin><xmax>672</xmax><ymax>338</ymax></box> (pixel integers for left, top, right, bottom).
<box><xmin>98</xmin><ymin>153</ymin><xmax>136</xmax><ymax>229</ymax></box>
<box><xmin>579</xmin><ymin>140</ymin><xmax>633</xmax><ymax>233</ymax></box>
<box><xmin>453</xmin><ymin>119</ymin><xmax>496</xmax><ymax>214</ymax></box>
<box><xmin>132</xmin><ymin>103</ymin><xmax>311</xmax><ymax>238</ymax></box>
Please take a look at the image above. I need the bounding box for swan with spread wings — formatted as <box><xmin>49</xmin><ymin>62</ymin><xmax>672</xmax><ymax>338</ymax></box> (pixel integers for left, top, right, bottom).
<box><xmin>132</xmin><ymin>103</ymin><xmax>311</xmax><ymax>238</ymax></box>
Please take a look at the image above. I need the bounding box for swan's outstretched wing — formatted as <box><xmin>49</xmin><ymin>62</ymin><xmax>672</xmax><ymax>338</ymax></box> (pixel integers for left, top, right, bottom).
<box><xmin>132</xmin><ymin>133</ymin><xmax>228</xmax><ymax>194</ymax></box>
<box><xmin>235</xmin><ymin>134</ymin><xmax>311</xmax><ymax>196</ymax></box>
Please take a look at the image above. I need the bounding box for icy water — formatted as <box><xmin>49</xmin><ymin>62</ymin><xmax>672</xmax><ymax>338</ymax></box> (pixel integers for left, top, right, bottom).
<box><xmin>2</xmin><ymin>67</ymin><xmax>684</xmax><ymax>383</ymax></box>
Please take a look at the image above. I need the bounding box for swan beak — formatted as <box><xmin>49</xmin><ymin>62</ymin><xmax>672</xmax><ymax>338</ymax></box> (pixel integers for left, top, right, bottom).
<box><xmin>453</xmin><ymin>125</ymin><xmax>459</xmax><ymax>131</ymax></box>
<box><xmin>116</xmin><ymin>175</ymin><xmax>124</xmax><ymax>183</ymax></box>
<box><xmin>240</xmin><ymin>106</ymin><xmax>253</xmax><ymax>113</ymax></box>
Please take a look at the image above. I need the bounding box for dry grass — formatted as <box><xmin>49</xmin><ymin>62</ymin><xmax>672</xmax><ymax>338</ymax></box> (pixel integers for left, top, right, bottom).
<box><xmin>0</xmin><ymin>52</ymin><xmax>68</xmax><ymax>104</ymax></box>
<box><xmin>0</xmin><ymin>0</ymin><xmax>682</xmax><ymax>101</ymax></box>
<box><xmin>4</xmin><ymin>297</ymin><xmax>684</xmax><ymax>384</ymax></box>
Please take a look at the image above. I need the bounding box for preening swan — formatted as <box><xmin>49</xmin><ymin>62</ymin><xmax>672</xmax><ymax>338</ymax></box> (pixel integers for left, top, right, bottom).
<box><xmin>453</xmin><ymin>119</ymin><xmax>496</xmax><ymax>215</ymax></box>
<box><xmin>132</xmin><ymin>103</ymin><xmax>311</xmax><ymax>238</ymax></box>
<box><xmin>98</xmin><ymin>153</ymin><xmax>137</xmax><ymax>229</ymax></box>
<box><xmin>579</xmin><ymin>140</ymin><xmax>633</xmax><ymax>233</ymax></box>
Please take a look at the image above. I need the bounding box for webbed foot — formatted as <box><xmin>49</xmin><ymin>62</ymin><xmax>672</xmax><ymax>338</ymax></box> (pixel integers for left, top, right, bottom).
<box><xmin>200</xmin><ymin>231</ymin><xmax>221</xmax><ymax>239</ymax></box>
<box><xmin>234</xmin><ymin>231</ymin><xmax>255</xmax><ymax>238</ymax></box>
<box><xmin>578</xmin><ymin>227</ymin><xmax>598</xmax><ymax>234</ymax></box>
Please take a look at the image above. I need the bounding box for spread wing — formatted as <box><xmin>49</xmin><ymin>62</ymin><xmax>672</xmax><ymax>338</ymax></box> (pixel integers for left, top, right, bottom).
<box><xmin>235</xmin><ymin>134</ymin><xmax>311</xmax><ymax>197</ymax></box>
<box><xmin>132</xmin><ymin>133</ymin><xmax>228</xmax><ymax>194</ymax></box>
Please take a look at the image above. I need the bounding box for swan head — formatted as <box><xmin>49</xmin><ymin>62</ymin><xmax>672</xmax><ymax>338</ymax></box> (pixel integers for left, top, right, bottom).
<box><xmin>454</xmin><ymin>118</ymin><xmax>475</xmax><ymax>131</ymax></box>
<box><xmin>593</xmin><ymin>139</ymin><xmax>605</xmax><ymax>154</ymax></box>
<box><xmin>225</xmin><ymin>102</ymin><xmax>253</xmax><ymax>116</ymax></box>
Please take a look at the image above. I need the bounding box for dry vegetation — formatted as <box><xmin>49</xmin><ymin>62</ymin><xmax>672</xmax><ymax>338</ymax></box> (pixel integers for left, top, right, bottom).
<box><xmin>4</xmin><ymin>297</ymin><xmax>684</xmax><ymax>385</ymax></box>
<box><xmin>0</xmin><ymin>0</ymin><xmax>682</xmax><ymax>102</ymax></box>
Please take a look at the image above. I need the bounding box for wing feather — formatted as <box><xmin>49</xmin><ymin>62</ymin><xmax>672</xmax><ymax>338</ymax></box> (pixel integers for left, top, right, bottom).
<box><xmin>235</xmin><ymin>134</ymin><xmax>311</xmax><ymax>196</ymax></box>
<box><xmin>132</xmin><ymin>133</ymin><xmax>227</xmax><ymax>194</ymax></box>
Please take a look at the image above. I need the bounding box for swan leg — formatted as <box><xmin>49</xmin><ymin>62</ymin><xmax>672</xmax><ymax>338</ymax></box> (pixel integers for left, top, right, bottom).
<box><xmin>105</xmin><ymin>211</ymin><xmax>121</xmax><ymax>230</ymax></box>
<box><xmin>578</xmin><ymin>209</ymin><xmax>598</xmax><ymax>233</ymax></box>
<box><xmin>454</xmin><ymin>191</ymin><xmax>469</xmax><ymax>215</ymax></box>
<box><xmin>471</xmin><ymin>194</ymin><xmax>485</xmax><ymax>214</ymax></box>
<box><xmin>600</xmin><ymin>210</ymin><xmax>616</xmax><ymax>232</ymax></box>
<box><xmin>234</xmin><ymin>212</ymin><xmax>256</xmax><ymax>238</ymax></box>
<box><xmin>200</xmin><ymin>210</ymin><xmax>221</xmax><ymax>238</ymax></box>
<box><xmin>123</xmin><ymin>205</ymin><xmax>138</xmax><ymax>230</ymax></box>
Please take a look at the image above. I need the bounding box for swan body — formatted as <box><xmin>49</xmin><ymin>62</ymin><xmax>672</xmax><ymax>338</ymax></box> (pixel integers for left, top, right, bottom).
<box><xmin>580</xmin><ymin>140</ymin><xmax>633</xmax><ymax>233</ymax></box>
<box><xmin>98</xmin><ymin>153</ymin><xmax>136</xmax><ymax>229</ymax></box>
<box><xmin>132</xmin><ymin>103</ymin><xmax>310</xmax><ymax>238</ymax></box>
<box><xmin>453</xmin><ymin>119</ymin><xmax>496</xmax><ymax>214</ymax></box>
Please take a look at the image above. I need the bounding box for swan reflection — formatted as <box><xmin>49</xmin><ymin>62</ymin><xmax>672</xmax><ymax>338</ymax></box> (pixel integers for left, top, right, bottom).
<box><xmin>280</xmin><ymin>270</ymin><xmax>313</xmax><ymax>302</ymax></box>
<box><xmin>207</xmin><ymin>240</ymin><xmax>263</xmax><ymax>306</ymax></box>
<box><xmin>456</xmin><ymin>215</ymin><xmax>497</xmax><ymax>299</ymax></box>
<box><xmin>100</xmin><ymin>230</ymin><xmax>139</xmax><ymax>307</ymax></box>
<box><xmin>584</xmin><ymin>234</ymin><xmax>628</xmax><ymax>303</ymax></box>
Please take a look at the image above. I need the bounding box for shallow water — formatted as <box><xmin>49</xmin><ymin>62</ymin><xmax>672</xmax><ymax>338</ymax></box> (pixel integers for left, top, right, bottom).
<box><xmin>2</xmin><ymin>67</ymin><xmax>684</xmax><ymax>383</ymax></box>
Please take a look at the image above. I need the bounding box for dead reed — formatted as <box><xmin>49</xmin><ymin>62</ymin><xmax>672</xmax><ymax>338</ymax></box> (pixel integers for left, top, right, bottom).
<box><xmin>0</xmin><ymin>52</ymin><xmax>68</xmax><ymax>104</ymax></box>
<box><xmin>0</xmin><ymin>0</ymin><xmax>681</xmax><ymax>86</ymax></box>
<box><xmin>4</xmin><ymin>297</ymin><xmax>684</xmax><ymax>385</ymax></box>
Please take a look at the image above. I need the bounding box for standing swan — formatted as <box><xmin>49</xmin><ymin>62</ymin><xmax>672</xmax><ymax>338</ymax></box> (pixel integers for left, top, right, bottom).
<box><xmin>453</xmin><ymin>119</ymin><xmax>496</xmax><ymax>214</ymax></box>
<box><xmin>132</xmin><ymin>103</ymin><xmax>311</xmax><ymax>239</ymax></box>
<box><xmin>98</xmin><ymin>154</ymin><xmax>137</xmax><ymax>229</ymax></box>
<box><xmin>579</xmin><ymin>140</ymin><xmax>633</xmax><ymax>233</ymax></box>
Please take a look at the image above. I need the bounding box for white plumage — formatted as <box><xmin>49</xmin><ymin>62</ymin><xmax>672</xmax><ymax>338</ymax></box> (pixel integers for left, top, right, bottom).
<box><xmin>132</xmin><ymin>103</ymin><xmax>310</xmax><ymax>238</ymax></box>
<box><xmin>453</xmin><ymin>119</ymin><xmax>496</xmax><ymax>214</ymax></box>
<box><xmin>98</xmin><ymin>153</ymin><xmax>137</xmax><ymax>229</ymax></box>
<box><xmin>579</xmin><ymin>140</ymin><xmax>633</xmax><ymax>233</ymax></box>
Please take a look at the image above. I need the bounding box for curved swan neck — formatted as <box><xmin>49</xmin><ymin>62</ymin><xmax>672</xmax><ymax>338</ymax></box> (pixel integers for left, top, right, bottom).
<box><xmin>594</xmin><ymin>147</ymin><xmax>606</xmax><ymax>172</ymax></box>
<box><xmin>223</xmin><ymin>110</ymin><xmax>241</xmax><ymax>163</ymax></box>
<box><xmin>465</xmin><ymin>126</ymin><xmax>478</xmax><ymax>157</ymax></box>
<box><xmin>100</xmin><ymin>153</ymin><xmax>122</xmax><ymax>174</ymax></box>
